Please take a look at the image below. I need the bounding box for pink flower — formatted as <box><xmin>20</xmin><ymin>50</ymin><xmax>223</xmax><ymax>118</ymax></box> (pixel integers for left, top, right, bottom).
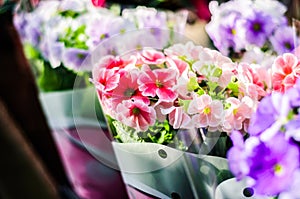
<box><xmin>174</xmin><ymin>72</ymin><xmax>194</xmax><ymax>100</ymax></box>
<box><xmin>272</xmin><ymin>53</ymin><xmax>300</xmax><ymax>92</ymax></box>
<box><xmin>164</xmin><ymin>42</ymin><xmax>205</xmax><ymax>61</ymax></box>
<box><xmin>192</xmin><ymin>48</ymin><xmax>234</xmax><ymax>87</ymax></box>
<box><xmin>93</xmin><ymin>68</ymin><xmax>120</xmax><ymax>94</ymax></box>
<box><xmin>110</xmin><ymin>70</ymin><xmax>150</xmax><ymax>106</ymax></box>
<box><xmin>98</xmin><ymin>55</ymin><xmax>134</xmax><ymax>70</ymax></box>
<box><xmin>91</xmin><ymin>0</ymin><xmax>105</xmax><ymax>7</ymax></box>
<box><xmin>140</xmin><ymin>49</ymin><xmax>166</xmax><ymax>65</ymax></box>
<box><xmin>153</xmin><ymin>101</ymin><xmax>173</xmax><ymax>122</ymax></box>
<box><xmin>222</xmin><ymin>96</ymin><xmax>254</xmax><ymax>133</ymax></box>
<box><xmin>116</xmin><ymin>100</ymin><xmax>156</xmax><ymax>131</ymax></box>
<box><xmin>237</xmin><ymin>63</ymin><xmax>269</xmax><ymax>99</ymax></box>
<box><xmin>161</xmin><ymin>106</ymin><xmax>191</xmax><ymax>129</ymax></box>
<box><xmin>138</xmin><ymin>65</ymin><xmax>178</xmax><ymax>102</ymax></box>
<box><xmin>187</xmin><ymin>94</ymin><xmax>223</xmax><ymax>129</ymax></box>
<box><xmin>165</xmin><ymin>56</ymin><xmax>189</xmax><ymax>75</ymax></box>
<box><xmin>99</xmin><ymin>94</ymin><xmax>116</xmax><ymax>117</ymax></box>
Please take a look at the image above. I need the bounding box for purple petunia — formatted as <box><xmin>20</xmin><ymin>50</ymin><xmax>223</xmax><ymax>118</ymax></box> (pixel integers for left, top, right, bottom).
<box><xmin>205</xmin><ymin>0</ymin><xmax>298</xmax><ymax>59</ymax></box>
<box><xmin>228</xmin><ymin>132</ymin><xmax>300</xmax><ymax>196</ymax></box>
<box><xmin>270</xmin><ymin>26</ymin><xmax>297</xmax><ymax>55</ymax></box>
<box><xmin>244</xmin><ymin>11</ymin><xmax>275</xmax><ymax>47</ymax></box>
<box><xmin>248</xmin><ymin>92</ymin><xmax>290</xmax><ymax>138</ymax></box>
<box><xmin>62</xmin><ymin>48</ymin><xmax>89</xmax><ymax>71</ymax></box>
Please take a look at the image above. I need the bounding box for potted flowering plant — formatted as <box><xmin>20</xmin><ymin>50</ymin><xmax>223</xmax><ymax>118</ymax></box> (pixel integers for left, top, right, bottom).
<box><xmin>90</xmin><ymin>27</ymin><xmax>273</xmax><ymax>197</ymax></box>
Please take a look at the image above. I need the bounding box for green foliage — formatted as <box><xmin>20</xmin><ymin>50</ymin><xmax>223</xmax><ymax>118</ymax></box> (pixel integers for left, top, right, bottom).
<box><xmin>178</xmin><ymin>99</ymin><xmax>191</xmax><ymax>112</ymax></box>
<box><xmin>59</xmin><ymin>25</ymin><xmax>88</xmax><ymax>50</ymax></box>
<box><xmin>110</xmin><ymin>117</ymin><xmax>187</xmax><ymax>149</ymax></box>
<box><xmin>187</xmin><ymin>76</ymin><xmax>199</xmax><ymax>91</ymax></box>
<box><xmin>37</xmin><ymin>61</ymin><xmax>89</xmax><ymax>92</ymax></box>
<box><xmin>58</xmin><ymin>10</ymin><xmax>82</xmax><ymax>18</ymax></box>
<box><xmin>227</xmin><ymin>77</ymin><xmax>239</xmax><ymax>97</ymax></box>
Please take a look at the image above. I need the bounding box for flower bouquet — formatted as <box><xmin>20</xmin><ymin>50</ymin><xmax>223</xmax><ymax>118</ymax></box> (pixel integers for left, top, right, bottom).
<box><xmin>14</xmin><ymin>0</ymin><xmax>107</xmax><ymax>128</ymax></box>
<box><xmin>14</xmin><ymin>0</ymin><xmax>188</xmax><ymax>128</ymax></box>
<box><xmin>14</xmin><ymin>1</ymin><xmax>188</xmax><ymax>198</ymax></box>
<box><xmin>90</xmin><ymin>25</ymin><xmax>274</xmax><ymax>197</ymax></box>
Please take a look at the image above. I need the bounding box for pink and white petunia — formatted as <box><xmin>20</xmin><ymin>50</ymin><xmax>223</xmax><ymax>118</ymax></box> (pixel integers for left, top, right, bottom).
<box><xmin>187</xmin><ymin>94</ymin><xmax>224</xmax><ymax>129</ymax></box>
<box><xmin>140</xmin><ymin>48</ymin><xmax>166</xmax><ymax>65</ymax></box>
<box><xmin>161</xmin><ymin>106</ymin><xmax>192</xmax><ymax>129</ymax></box>
<box><xmin>93</xmin><ymin>67</ymin><xmax>120</xmax><ymax>95</ymax></box>
<box><xmin>237</xmin><ymin>62</ymin><xmax>270</xmax><ymax>100</ymax></box>
<box><xmin>222</xmin><ymin>96</ymin><xmax>254</xmax><ymax>133</ymax></box>
<box><xmin>164</xmin><ymin>42</ymin><xmax>204</xmax><ymax>61</ymax></box>
<box><xmin>272</xmin><ymin>53</ymin><xmax>300</xmax><ymax>93</ymax></box>
<box><xmin>165</xmin><ymin>56</ymin><xmax>189</xmax><ymax>75</ymax></box>
<box><xmin>110</xmin><ymin>70</ymin><xmax>150</xmax><ymax>106</ymax></box>
<box><xmin>116</xmin><ymin>99</ymin><xmax>156</xmax><ymax>131</ymax></box>
<box><xmin>138</xmin><ymin>65</ymin><xmax>178</xmax><ymax>102</ymax></box>
<box><xmin>96</xmin><ymin>55</ymin><xmax>134</xmax><ymax>70</ymax></box>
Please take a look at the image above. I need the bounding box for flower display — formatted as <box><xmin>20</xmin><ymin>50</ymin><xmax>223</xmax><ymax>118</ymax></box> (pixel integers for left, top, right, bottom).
<box><xmin>92</xmin><ymin>41</ymin><xmax>271</xmax><ymax>146</ymax></box>
<box><xmin>205</xmin><ymin>0</ymin><xmax>299</xmax><ymax>64</ymax></box>
<box><xmin>14</xmin><ymin>0</ymin><xmax>187</xmax><ymax>91</ymax></box>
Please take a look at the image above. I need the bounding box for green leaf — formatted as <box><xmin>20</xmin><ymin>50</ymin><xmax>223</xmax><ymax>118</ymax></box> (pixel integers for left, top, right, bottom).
<box><xmin>227</xmin><ymin>78</ymin><xmax>239</xmax><ymax>96</ymax></box>
<box><xmin>59</xmin><ymin>25</ymin><xmax>88</xmax><ymax>49</ymax></box>
<box><xmin>207</xmin><ymin>81</ymin><xmax>218</xmax><ymax>92</ymax></box>
<box><xmin>24</xmin><ymin>43</ymin><xmax>39</xmax><ymax>59</ymax></box>
<box><xmin>58</xmin><ymin>10</ymin><xmax>82</xmax><ymax>18</ymax></box>
<box><xmin>196</xmin><ymin>88</ymin><xmax>205</xmax><ymax>96</ymax></box>
<box><xmin>212</xmin><ymin>67</ymin><xmax>222</xmax><ymax>78</ymax></box>
<box><xmin>187</xmin><ymin>77</ymin><xmax>199</xmax><ymax>91</ymax></box>
<box><xmin>178</xmin><ymin>99</ymin><xmax>191</xmax><ymax>112</ymax></box>
<box><xmin>37</xmin><ymin>62</ymin><xmax>87</xmax><ymax>92</ymax></box>
<box><xmin>112</xmin><ymin>120</ymin><xmax>140</xmax><ymax>143</ymax></box>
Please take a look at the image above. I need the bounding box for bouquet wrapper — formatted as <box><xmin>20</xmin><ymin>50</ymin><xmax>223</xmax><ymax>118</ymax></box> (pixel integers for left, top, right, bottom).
<box><xmin>112</xmin><ymin>142</ymin><xmax>236</xmax><ymax>199</ymax></box>
<box><xmin>215</xmin><ymin>178</ymin><xmax>269</xmax><ymax>199</ymax></box>
<box><xmin>39</xmin><ymin>87</ymin><xmax>129</xmax><ymax>199</ymax></box>
<box><xmin>39</xmin><ymin>86</ymin><xmax>103</xmax><ymax>129</ymax></box>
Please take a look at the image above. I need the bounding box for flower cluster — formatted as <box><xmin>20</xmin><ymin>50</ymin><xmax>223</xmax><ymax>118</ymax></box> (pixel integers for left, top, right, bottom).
<box><xmin>228</xmin><ymin>55</ymin><xmax>300</xmax><ymax>197</ymax></box>
<box><xmin>14</xmin><ymin>0</ymin><xmax>187</xmax><ymax>91</ymax></box>
<box><xmin>205</xmin><ymin>0</ymin><xmax>298</xmax><ymax>61</ymax></box>
<box><xmin>92</xmin><ymin>42</ymin><xmax>272</xmax><ymax>144</ymax></box>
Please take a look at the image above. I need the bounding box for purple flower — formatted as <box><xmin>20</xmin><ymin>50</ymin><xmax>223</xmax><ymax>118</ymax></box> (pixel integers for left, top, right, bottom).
<box><xmin>25</xmin><ymin>27</ymin><xmax>41</xmax><ymax>47</ymax></box>
<box><xmin>270</xmin><ymin>26</ymin><xmax>297</xmax><ymax>55</ymax></box>
<box><xmin>206</xmin><ymin>11</ymin><xmax>245</xmax><ymax>55</ymax></box>
<box><xmin>13</xmin><ymin>13</ymin><xmax>28</xmax><ymax>41</ymax></box>
<box><xmin>286</xmin><ymin>79</ymin><xmax>300</xmax><ymax>107</ymax></box>
<box><xmin>47</xmin><ymin>42</ymin><xmax>65</xmax><ymax>68</ymax></box>
<box><xmin>247</xmin><ymin>133</ymin><xmax>299</xmax><ymax>196</ymax></box>
<box><xmin>125</xmin><ymin>7</ymin><xmax>167</xmax><ymax>29</ymax></box>
<box><xmin>285</xmin><ymin>116</ymin><xmax>300</xmax><ymax>142</ymax></box>
<box><xmin>62</xmin><ymin>48</ymin><xmax>89</xmax><ymax>71</ymax></box>
<box><xmin>278</xmin><ymin>170</ymin><xmax>300</xmax><ymax>199</ymax></box>
<box><xmin>248</xmin><ymin>92</ymin><xmax>290</xmax><ymax>137</ymax></box>
<box><xmin>227</xmin><ymin>131</ymin><xmax>253</xmax><ymax>180</ymax></box>
<box><xmin>85</xmin><ymin>16</ymin><xmax>135</xmax><ymax>49</ymax></box>
<box><xmin>228</xmin><ymin>132</ymin><xmax>299</xmax><ymax>196</ymax></box>
<box><xmin>244</xmin><ymin>11</ymin><xmax>275</xmax><ymax>47</ymax></box>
